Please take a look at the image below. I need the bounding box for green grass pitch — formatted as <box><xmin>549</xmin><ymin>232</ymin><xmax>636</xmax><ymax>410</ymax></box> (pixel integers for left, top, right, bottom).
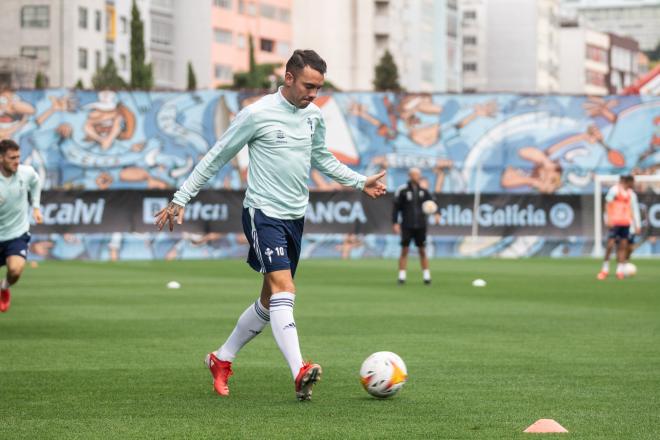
<box><xmin>1</xmin><ymin>258</ymin><xmax>659</xmax><ymax>439</ymax></box>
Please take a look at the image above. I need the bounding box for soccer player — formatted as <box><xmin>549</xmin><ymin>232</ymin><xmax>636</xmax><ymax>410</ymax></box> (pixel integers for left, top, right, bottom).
<box><xmin>154</xmin><ymin>50</ymin><xmax>387</xmax><ymax>400</ymax></box>
<box><xmin>392</xmin><ymin>168</ymin><xmax>435</xmax><ymax>285</ymax></box>
<box><xmin>0</xmin><ymin>139</ymin><xmax>43</xmax><ymax>312</ymax></box>
<box><xmin>597</xmin><ymin>175</ymin><xmax>640</xmax><ymax>280</ymax></box>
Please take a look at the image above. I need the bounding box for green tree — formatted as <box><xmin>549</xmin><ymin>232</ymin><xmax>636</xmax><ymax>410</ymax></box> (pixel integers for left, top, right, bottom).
<box><xmin>130</xmin><ymin>0</ymin><xmax>153</xmax><ymax>89</ymax></box>
<box><xmin>373</xmin><ymin>50</ymin><xmax>401</xmax><ymax>91</ymax></box>
<box><xmin>92</xmin><ymin>58</ymin><xmax>127</xmax><ymax>90</ymax></box>
<box><xmin>74</xmin><ymin>79</ymin><xmax>85</xmax><ymax>90</ymax></box>
<box><xmin>644</xmin><ymin>40</ymin><xmax>660</xmax><ymax>62</ymax></box>
<box><xmin>230</xmin><ymin>35</ymin><xmax>282</xmax><ymax>89</ymax></box>
<box><xmin>34</xmin><ymin>71</ymin><xmax>46</xmax><ymax>89</ymax></box>
<box><xmin>187</xmin><ymin>62</ymin><xmax>197</xmax><ymax>91</ymax></box>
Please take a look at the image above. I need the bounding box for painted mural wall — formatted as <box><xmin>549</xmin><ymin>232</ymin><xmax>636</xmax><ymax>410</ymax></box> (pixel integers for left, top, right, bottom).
<box><xmin>3</xmin><ymin>89</ymin><xmax>659</xmax><ymax>260</ymax></box>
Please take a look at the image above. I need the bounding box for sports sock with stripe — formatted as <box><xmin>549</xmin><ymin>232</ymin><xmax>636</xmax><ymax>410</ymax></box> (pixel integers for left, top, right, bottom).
<box><xmin>269</xmin><ymin>292</ymin><xmax>304</xmax><ymax>379</ymax></box>
<box><xmin>216</xmin><ymin>299</ymin><xmax>269</xmax><ymax>362</ymax></box>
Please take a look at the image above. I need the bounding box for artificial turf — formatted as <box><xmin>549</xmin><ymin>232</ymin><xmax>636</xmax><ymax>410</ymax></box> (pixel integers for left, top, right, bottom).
<box><xmin>0</xmin><ymin>258</ymin><xmax>658</xmax><ymax>439</ymax></box>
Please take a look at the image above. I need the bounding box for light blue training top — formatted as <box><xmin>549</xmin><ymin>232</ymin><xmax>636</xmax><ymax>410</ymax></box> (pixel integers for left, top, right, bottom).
<box><xmin>0</xmin><ymin>164</ymin><xmax>41</xmax><ymax>241</ymax></box>
<box><xmin>172</xmin><ymin>87</ymin><xmax>366</xmax><ymax>219</ymax></box>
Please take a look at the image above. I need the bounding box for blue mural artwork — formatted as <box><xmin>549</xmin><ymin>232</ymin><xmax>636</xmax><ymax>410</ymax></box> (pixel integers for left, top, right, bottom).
<box><xmin>4</xmin><ymin>89</ymin><xmax>659</xmax><ymax>193</ymax></box>
<box><xmin>3</xmin><ymin>89</ymin><xmax>658</xmax><ymax>260</ymax></box>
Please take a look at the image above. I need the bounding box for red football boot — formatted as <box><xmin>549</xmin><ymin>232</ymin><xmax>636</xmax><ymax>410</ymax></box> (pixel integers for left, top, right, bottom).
<box><xmin>295</xmin><ymin>362</ymin><xmax>322</xmax><ymax>401</ymax></box>
<box><xmin>0</xmin><ymin>287</ymin><xmax>10</xmax><ymax>313</ymax></box>
<box><xmin>205</xmin><ymin>353</ymin><xmax>233</xmax><ymax>396</ymax></box>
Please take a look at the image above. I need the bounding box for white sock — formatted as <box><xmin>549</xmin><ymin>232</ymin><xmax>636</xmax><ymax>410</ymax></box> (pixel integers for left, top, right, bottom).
<box><xmin>269</xmin><ymin>292</ymin><xmax>303</xmax><ymax>379</ymax></box>
<box><xmin>0</xmin><ymin>279</ymin><xmax>8</xmax><ymax>289</ymax></box>
<box><xmin>616</xmin><ymin>263</ymin><xmax>624</xmax><ymax>274</ymax></box>
<box><xmin>601</xmin><ymin>261</ymin><xmax>609</xmax><ymax>272</ymax></box>
<box><xmin>216</xmin><ymin>299</ymin><xmax>269</xmax><ymax>362</ymax></box>
<box><xmin>423</xmin><ymin>269</ymin><xmax>431</xmax><ymax>281</ymax></box>
<box><xmin>398</xmin><ymin>270</ymin><xmax>406</xmax><ymax>280</ymax></box>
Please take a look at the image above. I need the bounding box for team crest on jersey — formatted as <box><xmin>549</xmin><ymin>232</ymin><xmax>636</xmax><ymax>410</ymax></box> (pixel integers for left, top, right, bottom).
<box><xmin>307</xmin><ymin>117</ymin><xmax>315</xmax><ymax>139</ymax></box>
<box><xmin>265</xmin><ymin>247</ymin><xmax>273</xmax><ymax>262</ymax></box>
<box><xmin>275</xmin><ymin>130</ymin><xmax>286</xmax><ymax>144</ymax></box>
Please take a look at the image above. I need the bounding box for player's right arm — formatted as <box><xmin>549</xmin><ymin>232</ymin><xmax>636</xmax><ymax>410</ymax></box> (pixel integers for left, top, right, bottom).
<box><xmin>155</xmin><ymin>108</ymin><xmax>256</xmax><ymax>231</ymax></box>
<box><xmin>27</xmin><ymin>166</ymin><xmax>43</xmax><ymax>224</ymax></box>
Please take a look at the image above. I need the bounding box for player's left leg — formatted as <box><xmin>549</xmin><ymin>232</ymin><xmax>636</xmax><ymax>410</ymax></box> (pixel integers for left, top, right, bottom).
<box><xmin>598</xmin><ymin>236</ymin><xmax>616</xmax><ymax>280</ymax></box>
<box><xmin>1</xmin><ymin>256</ymin><xmax>26</xmax><ymax>313</ymax></box>
<box><xmin>206</xmin><ymin>281</ymin><xmax>271</xmax><ymax>396</ymax></box>
<box><xmin>415</xmin><ymin>229</ymin><xmax>431</xmax><ymax>285</ymax></box>
<box><xmin>1</xmin><ymin>234</ymin><xmax>30</xmax><ymax>313</ymax></box>
<box><xmin>615</xmin><ymin>233</ymin><xmax>629</xmax><ymax>280</ymax></box>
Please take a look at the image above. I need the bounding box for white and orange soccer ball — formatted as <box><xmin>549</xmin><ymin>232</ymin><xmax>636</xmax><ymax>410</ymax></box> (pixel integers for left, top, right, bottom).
<box><xmin>360</xmin><ymin>351</ymin><xmax>408</xmax><ymax>398</ymax></box>
<box><xmin>422</xmin><ymin>200</ymin><xmax>438</xmax><ymax>215</ymax></box>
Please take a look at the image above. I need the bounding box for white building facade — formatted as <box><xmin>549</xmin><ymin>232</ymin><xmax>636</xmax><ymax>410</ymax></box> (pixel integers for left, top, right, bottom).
<box><xmin>293</xmin><ymin>0</ymin><xmax>461</xmax><ymax>92</ymax></box>
<box><xmin>0</xmin><ymin>0</ymin><xmax>108</xmax><ymax>88</ymax></box>
<box><xmin>561</xmin><ymin>0</ymin><xmax>660</xmax><ymax>52</ymax></box>
<box><xmin>558</xmin><ymin>24</ymin><xmax>610</xmax><ymax>95</ymax></box>
<box><xmin>460</xmin><ymin>0</ymin><xmax>560</xmax><ymax>93</ymax></box>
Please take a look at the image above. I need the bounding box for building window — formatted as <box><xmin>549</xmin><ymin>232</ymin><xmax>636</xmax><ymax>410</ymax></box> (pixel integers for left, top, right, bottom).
<box><xmin>79</xmin><ymin>7</ymin><xmax>88</xmax><ymax>29</ymax></box>
<box><xmin>95</xmin><ymin>50</ymin><xmax>101</xmax><ymax>70</ymax></box>
<box><xmin>95</xmin><ymin>10</ymin><xmax>102</xmax><ymax>31</ymax></box>
<box><xmin>79</xmin><ymin>48</ymin><xmax>88</xmax><ymax>69</ymax></box>
<box><xmin>236</xmin><ymin>34</ymin><xmax>246</xmax><ymax>49</ymax></box>
<box><xmin>153</xmin><ymin>58</ymin><xmax>174</xmax><ymax>82</ymax></box>
<box><xmin>463</xmin><ymin>62</ymin><xmax>477</xmax><ymax>72</ymax></box>
<box><xmin>463</xmin><ymin>10</ymin><xmax>476</xmax><ymax>19</ymax></box>
<box><xmin>586</xmin><ymin>45</ymin><xmax>608</xmax><ymax>64</ymax></box>
<box><xmin>20</xmin><ymin>46</ymin><xmax>50</xmax><ymax>64</ymax></box>
<box><xmin>151</xmin><ymin>0</ymin><xmax>174</xmax><ymax>8</ymax></box>
<box><xmin>151</xmin><ymin>20</ymin><xmax>173</xmax><ymax>46</ymax></box>
<box><xmin>279</xmin><ymin>8</ymin><xmax>290</xmax><ymax>22</ymax></box>
<box><xmin>21</xmin><ymin>5</ymin><xmax>49</xmax><ymax>28</ymax></box>
<box><xmin>120</xmin><ymin>54</ymin><xmax>127</xmax><ymax>70</ymax></box>
<box><xmin>247</xmin><ymin>2</ymin><xmax>257</xmax><ymax>15</ymax></box>
<box><xmin>260</xmin><ymin>3</ymin><xmax>277</xmax><ymax>19</ymax></box>
<box><xmin>422</xmin><ymin>61</ymin><xmax>434</xmax><ymax>82</ymax></box>
<box><xmin>238</xmin><ymin>0</ymin><xmax>245</xmax><ymax>13</ymax></box>
<box><xmin>214</xmin><ymin>0</ymin><xmax>232</xmax><ymax>8</ymax></box>
<box><xmin>375</xmin><ymin>1</ymin><xmax>389</xmax><ymax>15</ymax></box>
<box><xmin>260</xmin><ymin>38</ymin><xmax>274</xmax><ymax>53</ymax></box>
<box><xmin>586</xmin><ymin>69</ymin><xmax>606</xmax><ymax>87</ymax></box>
<box><xmin>214</xmin><ymin>28</ymin><xmax>232</xmax><ymax>44</ymax></box>
<box><xmin>215</xmin><ymin>64</ymin><xmax>233</xmax><ymax>80</ymax></box>
<box><xmin>120</xmin><ymin>16</ymin><xmax>127</xmax><ymax>34</ymax></box>
<box><xmin>463</xmin><ymin>36</ymin><xmax>477</xmax><ymax>45</ymax></box>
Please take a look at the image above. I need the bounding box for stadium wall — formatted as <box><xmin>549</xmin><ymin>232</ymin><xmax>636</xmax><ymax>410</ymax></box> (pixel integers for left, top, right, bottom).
<box><xmin>3</xmin><ymin>89</ymin><xmax>658</xmax><ymax>259</ymax></box>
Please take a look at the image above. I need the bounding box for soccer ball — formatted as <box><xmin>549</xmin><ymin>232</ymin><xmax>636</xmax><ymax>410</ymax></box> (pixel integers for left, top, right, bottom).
<box><xmin>625</xmin><ymin>262</ymin><xmax>637</xmax><ymax>277</ymax></box>
<box><xmin>360</xmin><ymin>351</ymin><xmax>408</xmax><ymax>398</ymax></box>
<box><xmin>422</xmin><ymin>200</ymin><xmax>438</xmax><ymax>215</ymax></box>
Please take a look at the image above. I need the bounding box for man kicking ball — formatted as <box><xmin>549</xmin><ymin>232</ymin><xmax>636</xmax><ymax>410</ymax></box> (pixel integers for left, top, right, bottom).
<box><xmin>0</xmin><ymin>139</ymin><xmax>43</xmax><ymax>312</ymax></box>
<box><xmin>155</xmin><ymin>50</ymin><xmax>387</xmax><ymax>400</ymax></box>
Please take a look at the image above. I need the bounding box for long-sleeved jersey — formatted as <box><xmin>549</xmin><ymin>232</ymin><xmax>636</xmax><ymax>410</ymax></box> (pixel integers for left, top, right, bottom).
<box><xmin>0</xmin><ymin>164</ymin><xmax>41</xmax><ymax>241</ymax></box>
<box><xmin>173</xmin><ymin>88</ymin><xmax>366</xmax><ymax>219</ymax></box>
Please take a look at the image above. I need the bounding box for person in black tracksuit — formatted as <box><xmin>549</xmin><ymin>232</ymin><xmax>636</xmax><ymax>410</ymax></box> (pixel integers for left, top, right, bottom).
<box><xmin>392</xmin><ymin>168</ymin><xmax>434</xmax><ymax>285</ymax></box>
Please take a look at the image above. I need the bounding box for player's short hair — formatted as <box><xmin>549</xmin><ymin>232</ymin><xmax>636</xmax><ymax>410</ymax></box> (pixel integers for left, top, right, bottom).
<box><xmin>621</xmin><ymin>175</ymin><xmax>634</xmax><ymax>184</ymax></box>
<box><xmin>286</xmin><ymin>50</ymin><xmax>327</xmax><ymax>76</ymax></box>
<box><xmin>0</xmin><ymin>139</ymin><xmax>19</xmax><ymax>155</ymax></box>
